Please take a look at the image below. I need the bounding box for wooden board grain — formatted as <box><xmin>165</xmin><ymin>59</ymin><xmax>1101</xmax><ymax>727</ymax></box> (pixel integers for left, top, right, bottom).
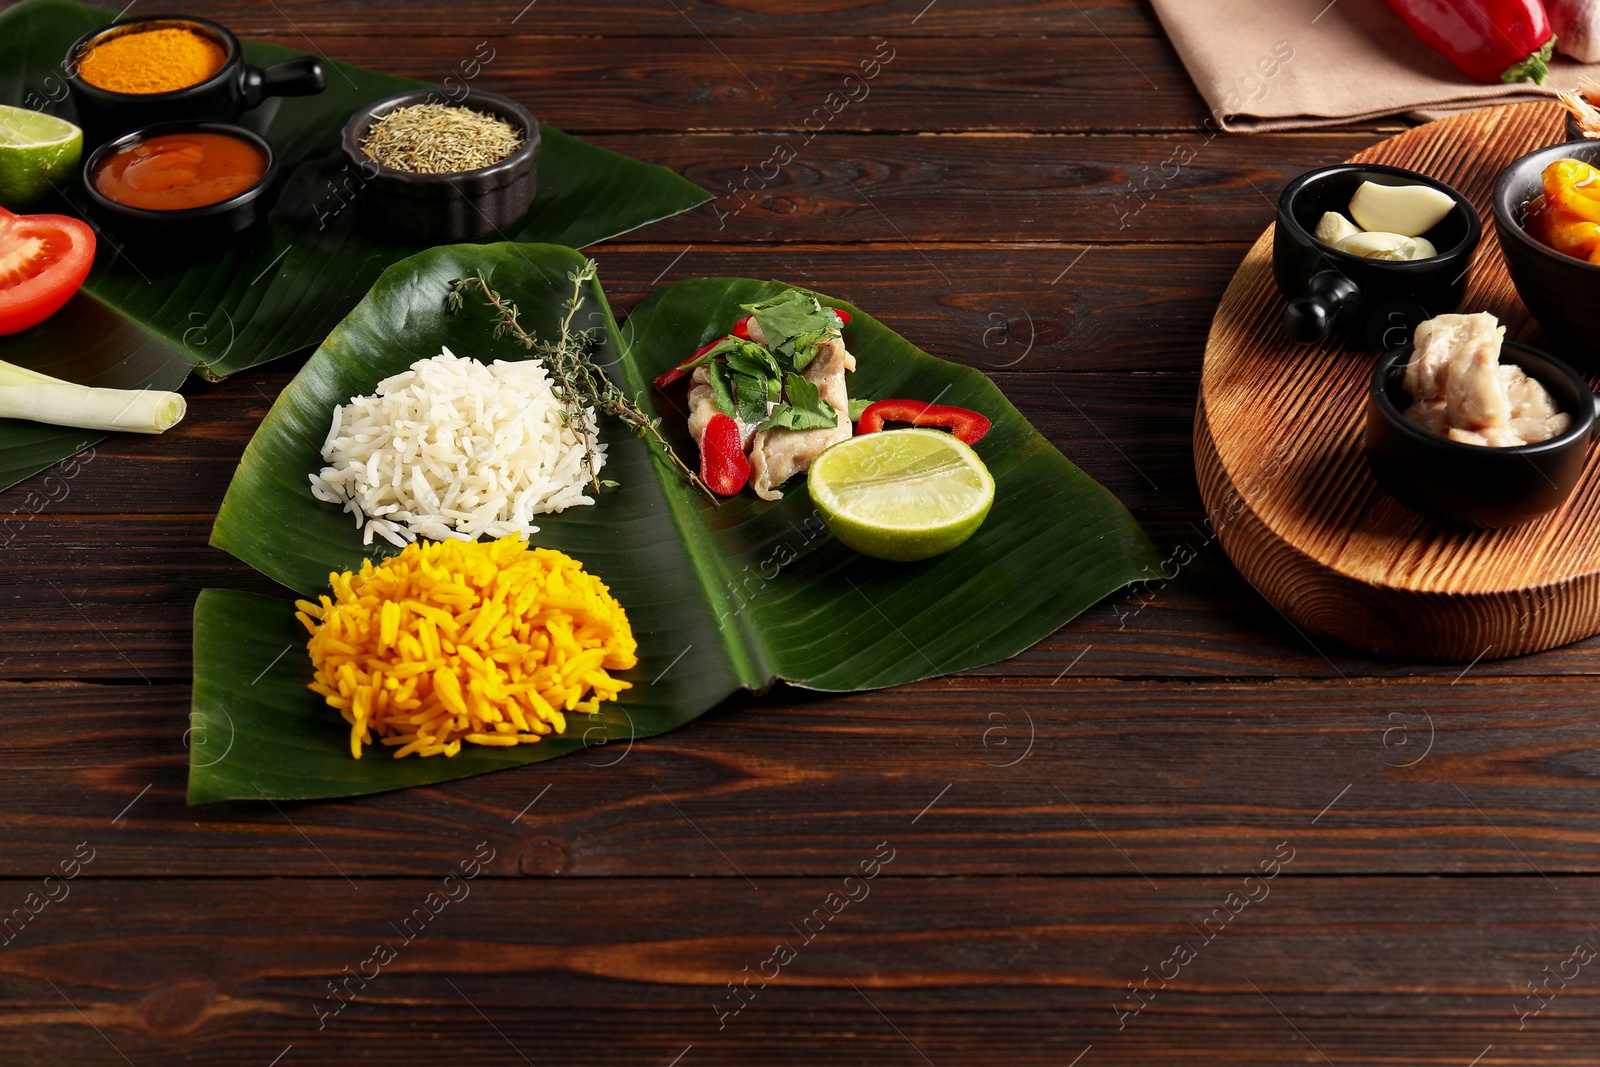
<box><xmin>1</xmin><ymin>876</ymin><xmax>1597</xmax><ymax>1066</ymax></box>
<box><xmin>8</xmin><ymin>676</ymin><xmax>1600</xmax><ymax>876</ymax></box>
<box><xmin>1197</xmin><ymin>102</ymin><xmax>1600</xmax><ymax>661</ymax></box>
<box><xmin>165</xmin><ymin>0</ymin><xmax>1168</xmax><ymax>38</ymax></box>
<box><xmin>598</xmin><ymin>132</ymin><xmax>1384</xmax><ymax>246</ymax></box>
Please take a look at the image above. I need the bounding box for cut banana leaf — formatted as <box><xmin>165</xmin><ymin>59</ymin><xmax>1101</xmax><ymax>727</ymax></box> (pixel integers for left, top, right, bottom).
<box><xmin>0</xmin><ymin>0</ymin><xmax>710</xmax><ymax>493</ymax></box>
<box><xmin>197</xmin><ymin>244</ymin><xmax>1162</xmax><ymax>803</ymax></box>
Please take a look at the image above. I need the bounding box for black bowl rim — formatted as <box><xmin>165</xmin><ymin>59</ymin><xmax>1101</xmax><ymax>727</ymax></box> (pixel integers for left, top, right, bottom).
<box><xmin>66</xmin><ymin>14</ymin><xmax>242</xmax><ymax>102</ymax></box>
<box><xmin>338</xmin><ymin>87</ymin><xmax>541</xmax><ymax>186</ymax></box>
<box><xmin>1492</xmin><ymin>138</ymin><xmax>1600</xmax><ymax>276</ymax></box>
<box><xmin>1368</xmin><ymin>339</ymin><xmax>1597</xmax><ymax>458</ymax></box>
<box><xmin>1279</xmin><ymin>162</ymin><xmax>1483</xmax><ymax>271</ymax></box>
<box><xmin>82</xmin><ymin>120</ymin><xmax>279</xmax><ymax>221</ymax></box>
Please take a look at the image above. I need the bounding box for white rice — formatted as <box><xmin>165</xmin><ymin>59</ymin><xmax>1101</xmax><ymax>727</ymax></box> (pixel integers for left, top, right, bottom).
<box><xmin>308</xmin><ymin>348</ymin><xmax>604</xmax><ymax>547</ymax></box>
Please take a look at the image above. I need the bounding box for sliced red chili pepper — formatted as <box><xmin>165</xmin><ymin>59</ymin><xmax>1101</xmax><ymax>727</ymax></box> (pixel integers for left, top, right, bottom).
<box><xmin>856</xmin><ymin>399</ymin><xmax>992</xmax><ymax>446</ymax></box>
<box><xmin>653</xmin><ymin>335</ymin><xmax>731</xmax><ymax>391</ymax></box>
<box><xmin>699</xmin><ymin>413</ymin><xmax>750</xmax><ymax>496</ymax></box>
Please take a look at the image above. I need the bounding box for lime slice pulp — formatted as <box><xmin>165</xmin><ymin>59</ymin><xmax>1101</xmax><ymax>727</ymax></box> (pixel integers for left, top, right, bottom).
<box><xmin>0</xmin><ymin>105</ymin><xmax>83</xmax><ymax>209</ymax></box>
<box><xmin>808</xmin><ymin>427</ymin><xmax>995</xmax><ymax>561</ymax></box>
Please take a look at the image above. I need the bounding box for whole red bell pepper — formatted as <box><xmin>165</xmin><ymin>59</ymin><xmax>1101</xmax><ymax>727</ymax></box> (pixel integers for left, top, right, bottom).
<box><xmin>699</xmin><ymin>413</ymin><xmax>750</xmax><ymax>496</ymax></box>
<box><xmin>856</xmin><ymin>399</ymin><xmax>991</xmax><ymax>445</ymax></box>
<box><xmin>1381</xmin><ymin>0</ymin><xmax>1555</xmax><ymax>84</ymax></box>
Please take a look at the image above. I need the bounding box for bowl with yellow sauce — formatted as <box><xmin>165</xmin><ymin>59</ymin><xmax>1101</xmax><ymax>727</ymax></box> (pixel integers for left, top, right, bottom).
<box><xmin>82</xmin><ymin>121</ymin><xmax>279</xmax><ymax>246</ymax></box>
<box><xmin>65</xmin><ymin>15</ymin><xmax>325</xmax><ymax>145</ymax></box>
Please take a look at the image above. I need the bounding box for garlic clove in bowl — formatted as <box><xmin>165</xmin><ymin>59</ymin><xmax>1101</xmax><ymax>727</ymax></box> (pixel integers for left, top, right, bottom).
<box><xmin>1349</xmin><ymin>180</ymin><xmax>1457</xmax><ymax>237</ymax></box>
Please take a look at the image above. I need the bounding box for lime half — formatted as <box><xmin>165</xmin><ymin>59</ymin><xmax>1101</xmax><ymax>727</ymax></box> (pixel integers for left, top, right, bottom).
<box><xmin>809</xmin><ymin>428</ymin><xmax>995</xmax><ymax>561</ymax></box>
<box><xmin>0</xmin><ymin>105</ymin><xmax>82</xmax><ymax>209</ymax></box>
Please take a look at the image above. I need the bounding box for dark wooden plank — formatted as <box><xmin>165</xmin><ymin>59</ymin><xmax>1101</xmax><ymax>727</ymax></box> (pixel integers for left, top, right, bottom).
<box><xmin>8</xmin><ymin>674</ymin><xmax>1600</xmax><ymax>875</ymax></box>
<box><xmin>223</xmin><ymin>33</ymin><xmax>1217</xmax><ymax>133</ymax></box>
<box><xmin>166</xmin><ymin>0</ymin><xmax>1165</xmax><ymax>38</ymax></box>
<box><xmin>588</xmin><ymin>132</ymin><xmax>1383</xmax><ymax>245</ymax></box>
<box><xmin>0</xmin><ymin>876</ymin><xmax>1592</xmax><ymax>1064</ymax></box>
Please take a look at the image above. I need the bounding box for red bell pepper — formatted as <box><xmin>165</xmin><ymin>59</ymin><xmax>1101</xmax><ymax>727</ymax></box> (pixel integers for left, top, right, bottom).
<box><xmin>856</xmin><ymin>399</ymin><xmax>991</xmax><ymax>445</ymax></box>
<box><xmin>699</xmin><ymin>413</ymin><xmax>750</xmax><ymax>496</ymax></box>
<box><xmin>653</xmin><ymin>335</ymin><xmax>730</xmax><ymax>391</ymax></box>
<box><xmin>1381</xmin><ymin>0</ymin><xmax>1555</xmax><ymax>84</ymax></box>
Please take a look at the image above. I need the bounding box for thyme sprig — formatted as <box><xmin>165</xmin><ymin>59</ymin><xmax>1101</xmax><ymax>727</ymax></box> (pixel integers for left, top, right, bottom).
<box><xmin>447</xmin><ymin>262</ymin><xmax>715</xmax><ymax>502</ymax></box>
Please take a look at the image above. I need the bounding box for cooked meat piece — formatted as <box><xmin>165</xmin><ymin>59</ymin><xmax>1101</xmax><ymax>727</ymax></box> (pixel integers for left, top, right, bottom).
<box><xmin>687</xmin><ymin>365</ymin><xmax>763</xmax><ymax>450</ymax></box>
<box><xmin>1444</xmin><ymin>325</ymin><xmax>1509</xmax><ymax>431</ymax></box>
<box><xmin>1405</xmin><ymin>314</ymin><xmax>1493</xmax><ymax>402</ymax></box>
<box><xmin>1401</xmin><ymin>312</ymin><xmax>1568</xmax><ymax>447</ymax></box>
<box><xmin>1402</xmin><ymin>398</ymin><xmax>1450</xmax><ymax>436</ymax></box>
<box><xmin>747</xmin><ymin>335</ymin><xmax>856</xmax><ymax>501</ymax></box>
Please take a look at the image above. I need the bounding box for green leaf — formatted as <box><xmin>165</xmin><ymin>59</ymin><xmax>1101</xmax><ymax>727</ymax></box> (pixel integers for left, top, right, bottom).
<box><xmin>0</xmin><ymin>0</ymin><xmax>710</xmax><ymax>493</ymax></box>
<box><xmin>733</xmin><ymin>372</ymin><xmax>769</xmax><ymax>424</ymax></box>
<box><xmin>756</xmin><ymin>372</ymin><xmax>839</xmax><ymax>432</ymax></box>
<box><xmin>740</xmin><ymin>289</ymin><xmax>836</xmax><ymax>367</ymax></box>
<box><xmin>848</xmin><ymin>398</ymin><xmax>873</xmax><ymax>421</ymax></box>
<box><xmin>197</xmin><ymin>249</ymin><xmax>1164</xmax><ymax>803</ymax></box>
<box><xmin>706</xmin><ymin>360</ymin><xmax>736</xmax><ymax>418</ymax></box>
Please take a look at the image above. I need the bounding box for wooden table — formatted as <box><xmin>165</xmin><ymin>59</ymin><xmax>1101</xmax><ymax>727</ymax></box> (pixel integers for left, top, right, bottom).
<box><xmin>5</xmin><ymin>2</ymin><xmax>1596</xmax><ymax>1063</ymax></box>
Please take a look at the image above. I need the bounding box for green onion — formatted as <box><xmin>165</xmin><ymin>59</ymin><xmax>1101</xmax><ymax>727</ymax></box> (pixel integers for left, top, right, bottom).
<box><xmin>0</xmin><ymin>358</ymin><xmax>185</xmax><ymax>434</ymax></box>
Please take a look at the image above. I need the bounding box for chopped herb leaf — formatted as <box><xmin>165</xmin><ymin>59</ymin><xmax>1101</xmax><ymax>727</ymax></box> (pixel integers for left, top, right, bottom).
<box><xmin>847</xmin><ymin>398</ymin><xmax>873</xmax><ymax>421</ymax></box>
<box><xmin>757</xmin><ymin>372</ymin><xmax>840</xmax><ymax>432</ymax></box>
<box><xmin>707</xmin><ymin>360</ymin><xmax>737</xmax><ymax>418</ymax></box>
<box><xmin>733</xmin><ymin>372</ymin><xmax>769</xmax><ymax>423</ymax></box>
<box><xmin>741</xmin><ymin>290</ymin><xmax>841</xmax><ymax>367</ymax></box>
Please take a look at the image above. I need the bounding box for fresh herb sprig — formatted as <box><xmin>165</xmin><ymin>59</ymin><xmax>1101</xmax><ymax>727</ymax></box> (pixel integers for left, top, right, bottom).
<box><xmin>447</xmin><ymin>262</ymin><xmax>715</xmax><ymax>503</ymax></box>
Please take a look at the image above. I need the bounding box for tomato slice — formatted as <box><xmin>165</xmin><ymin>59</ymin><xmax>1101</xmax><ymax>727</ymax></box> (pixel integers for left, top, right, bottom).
<box><xmin>0</xmin><ymin>211</ymin><xmax>96</xmax><ymax>336</ymax></box>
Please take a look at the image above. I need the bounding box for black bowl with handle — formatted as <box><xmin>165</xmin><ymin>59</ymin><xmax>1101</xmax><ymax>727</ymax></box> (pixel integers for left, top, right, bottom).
<box><xmin>1366</xmin><ymin>340</ymin><xmax>1598</xmax><ymax>528</ymax></box>
<box><xmin>65</xmin><ymin>14</ymin><xmax>325</xmax><ymax>147</ymax></box>
<box><xmin>1274</xmin><ymin>164</ymin><xmax>1482</xmax><ymax>350</ymax></box>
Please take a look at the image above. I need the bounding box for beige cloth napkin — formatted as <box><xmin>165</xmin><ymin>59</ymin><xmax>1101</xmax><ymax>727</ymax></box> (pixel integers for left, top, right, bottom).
<box><xmin>1150</xmin><ymin>0</ymin><xmax>1600</xmax><ymax>131</ymax></box>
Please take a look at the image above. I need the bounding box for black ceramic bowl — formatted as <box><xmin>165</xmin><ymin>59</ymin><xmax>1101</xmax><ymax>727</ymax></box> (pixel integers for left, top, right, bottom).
<box><xmin>1275</xmin><ymin>164</ymin><xmax>1482</xmax><ymax>349</ymax></box>
<box><xmin>81</xmin><ymin>121</ymin><xmax>280</xmax><ymax>248</ymax></box>
<box><xmin>1366</xmin><ymin>340</ymin><xmax>1598</xmax><ymax>528</ymax></box>
<box><xmin>1493</xmin><ymin>139</ymin><xmax>1600</xmax><ymax>361</ymax></box>
<box><xmin>339</xmin><ymin>88</ymin><xmax>541</xmax><ymax>244</ymax></box>
<box><xmin>66</xmin><ymin>14</ymin><xmax>324</xmax><ymax>146</ymax></box>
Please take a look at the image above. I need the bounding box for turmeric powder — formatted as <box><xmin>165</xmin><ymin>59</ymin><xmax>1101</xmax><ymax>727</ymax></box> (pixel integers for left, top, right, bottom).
<box><xmin>77</xmin><ymin>27</ymin><xmax>227</xmax><ymax>95</ymax></box>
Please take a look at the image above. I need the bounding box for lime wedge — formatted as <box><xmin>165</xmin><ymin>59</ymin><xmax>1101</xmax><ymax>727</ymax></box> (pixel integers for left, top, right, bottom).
<box><xmin>808</xmin><ymin>428</ymin><xmax>995</xmax><ymax>561</ymax></box>
<box><xmin>0</xmin><ymin>105</ymin><xmax>82</xmax><ymax>209</ymax></box>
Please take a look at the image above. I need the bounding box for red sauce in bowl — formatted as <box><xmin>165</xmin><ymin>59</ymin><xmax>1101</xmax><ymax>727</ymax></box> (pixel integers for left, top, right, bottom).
<box><xmin>93</xmin><ymin>131</ymin><xmax>268</xmax><ymax>212</ymax></box>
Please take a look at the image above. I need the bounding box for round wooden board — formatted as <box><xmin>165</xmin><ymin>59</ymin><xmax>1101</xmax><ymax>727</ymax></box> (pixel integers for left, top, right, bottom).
<box><xmin>1196</xmin><ymin>102</ymin><xmax>1600</xmax><ymax>662</ymax></box>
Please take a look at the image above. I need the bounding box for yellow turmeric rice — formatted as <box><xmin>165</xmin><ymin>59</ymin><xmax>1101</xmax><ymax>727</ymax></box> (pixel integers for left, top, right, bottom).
<box><xmin>295</xmin><ymin>537</ymin><xmax>637</xmax><ymax>759</ymax></box>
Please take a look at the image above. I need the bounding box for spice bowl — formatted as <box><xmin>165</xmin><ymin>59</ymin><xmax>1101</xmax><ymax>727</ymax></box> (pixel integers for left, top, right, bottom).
<box><xmin>1274</xmin><ymin>164</ymin><xmax>1482</xmax><ymax>349</ymax></box>
<box><xmin>339</xmin><ymin>88</ymin><xmax>541</xmax><ymax>244</ymax></box>
<box><xmin>1366</xmin><ymin>340</ymin><xmax>1599</xmax><ymax>528</ymax></box>
<box><xmin>66</xmin><ymin>14</ymin><xmax>325</xmax><ymax>146</ymax></box>
<box><xmin>1493</xmin><ymin>139</ymin><xmax>1600</xmax><ymax>362</ymax></box>
<box><xmin>81</xmin><ymin>121</ymin><xmax>280</xmax><ymax>249</ymax></box>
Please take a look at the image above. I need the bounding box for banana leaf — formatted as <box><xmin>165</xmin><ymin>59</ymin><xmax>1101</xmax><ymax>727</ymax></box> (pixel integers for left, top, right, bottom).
<box><xmin>196</xmin><ymin>243</ymin><xmax>1162</xmax><ymax>803</ymax></box>
<box><xmin>0</xmin><ymin>0</ymin><xmax>710</xmax><ymax>493</ymax></box>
